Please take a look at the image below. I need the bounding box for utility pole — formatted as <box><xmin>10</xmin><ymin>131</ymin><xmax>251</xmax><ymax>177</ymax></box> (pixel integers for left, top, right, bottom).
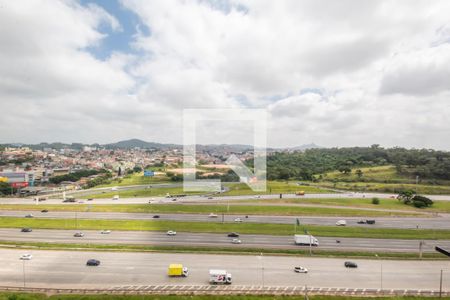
<box><xmin>439</xmin><ymin>269</ymin><xmax>443</xmax><ymax>298</ymax></box>
<box><xmin>309</xmin><ymin>233</ymin><xmax>312</xmax><ymax>256</ymax></box>
<box><xmin>22</xmin><ymin>260</ymin><xmax>26</xmax><ymax>288</ymax></box>
<box><xmin>416</xmin><ymin>175</ymin><xmax>419</xmax><ymax>193</ymax></box>
<box><xmin>419</xmin><ymin>241</ymin><xmax>424</xmax><ymax>259</ymax></box>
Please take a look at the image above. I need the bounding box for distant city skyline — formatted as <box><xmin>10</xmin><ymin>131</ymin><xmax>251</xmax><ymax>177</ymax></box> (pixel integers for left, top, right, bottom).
<box><xmin>1</xmin><ymin>1</ymin><xmax>450</xmax><ymax>149</ymax></box>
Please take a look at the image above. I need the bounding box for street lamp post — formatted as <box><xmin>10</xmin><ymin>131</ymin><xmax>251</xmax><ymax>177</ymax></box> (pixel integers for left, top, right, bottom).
<box><xmin>375</xmin><ymin>254</ymin><xmax>383</xmax><ymax>291</ymax></box>
<box><xmin>22</xmin><ymin>259</ymin><xmax>26</xmax><ymax>288</ymax></box>
<box><xmin>258</xmin><ymin>253</ymin><xmax>265</xmax><ymax>288</ymax></box>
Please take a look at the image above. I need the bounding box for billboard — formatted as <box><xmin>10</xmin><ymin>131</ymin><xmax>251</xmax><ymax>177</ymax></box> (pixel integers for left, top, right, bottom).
<box><xmin>144</xmin><ymin>170</ymin><xmax>154</xmax><ymax>177</ymax></box>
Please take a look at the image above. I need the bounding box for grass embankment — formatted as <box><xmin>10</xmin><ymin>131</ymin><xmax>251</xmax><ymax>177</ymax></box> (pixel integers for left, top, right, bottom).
<box><xmin>222</xmin><ymin>182</ymin><xmax>328</xmax><ymax>196</ymax></box>
<box><xmin>0</xmin><ymin>240</ymin><xmax>444</xmax><ymax>259</ymax></box>
<box><xmin>96</xmin><ymin>172</ymin><xmax>171</xmax><ymax>188</ymax></box>
<box><xmin>80</xmin><ymin>187</ymin><xmax>199</xmax><ymax>199</ymax></box>
<box><xmin>0</xmin><ymin>203</ymin><xmax>423</xmax><ymax>217</ymax></box>
<box><xmin>1</xmin><ymin>217</ymin><xmax>449</xmax><ymax>239</ymax></box>
<box><xmin>0</xmin><ymin>293</ymin><xmax>449</xmax><ymax>300</ymax></box>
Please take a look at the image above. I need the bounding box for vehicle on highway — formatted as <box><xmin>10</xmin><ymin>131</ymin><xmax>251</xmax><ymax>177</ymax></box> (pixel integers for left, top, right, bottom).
<box><xmin>168</xmin><ymin>264</ymin><xmax>189</xmax><ymax>277</ymax></box>
<box><xmin>20</xmin><ymin>254</ymin><xmax>32</xmax><ymax>260</ymax></box>
<box><xmin>208</xmin><ymin>213</ymin><xmax>218</xmax><ymax>218</ymax></box>
<box><xmin>153</xmin><ymin>215</ymin><xmax>160</xmax><ymax>218</ymax></box>
<box><xmin>100</xmin><ymin>230</ymin><xmax>111</xmax><ymax>234</ymax></box>
<box><xmin>21</xmin><ymin>228</ymin><xmax>32</xmax><ymax>232</ymax></box>
<box><xmin>336</xmin><ymin>220</ymin><xmax>347</xmax><ymax>226</ymax></box>
<box><xmin>344</xmin><ymin>261</ymin><xmax>358</xmax><ymax>268</ymax></box>
<box><xmin>209</xmin><ymin>269</ymin><xmax>232</xmax><ymax>285</ymax></box>
<box><xmin>74</xmin><ymin>232</ymin><xmax>84</xmax><ymax>237</ymax></box>
<box><xmin>25</xmin><ymin>214</ymin><xmax>34</xmax><ymax>218</ymax></box>
<box><xmin>167</xmin><ymin>230</ymin><xmax>177</xmax><ymax>236</ymax></box>
<box><xmin>78</xmin><ymin>200</ymin><xmax>84</xmax><ymax>204</ymax></box>
<box><xmin>87</xmin><ymin>198</ymin><xmax>93</xmax><ymax>201</ymax></box>
<box><xmin>86</xmin><ymin>259</ymin><xmax>100</xmax><ymax>266</ymax></box>
<box><xmin>295</xmin><ymin>191</ymin><xmax>305</xmax><ymax>196</ymax></box>
<box><xmin>294</xmin><ymin>234</ymin><xmax>319</xmax><ymax>246</ymax></box>
<box><xmin>41</xmin><ymin>209</ymin><xmax>48</xmax><ymax>213</ymax></box>
<box><xmin>253</xmin><ymin>195</ymin><xmax>261</xmax><ymax>199</ymax></box>
<box><xmin>63</xmin><ymin>197</ymin><xmax>76</xmax><ymax>203</ymax></box>
<box><xmin>172</xmin><ymin>198</ymin><xmax>177</xmax><ymax>201</ymax></box>
<box><xmin>208</xmin><ymin>197</ymin><xmax>213</xmax><ymax>199</ymax></box>
<box><xmin>111</xmin><ymin>187</ymin><xmax>118</xmax><ymax>191</ymax></box>
<box><xmin>357</xmin><ymin>219</ymin><xmax>376</xmax><ymax>225</ymax></box>
<box><xmin>227</xmin><ymin>232</ymin><xmax>239</xmax><ymax>237</ymax></box>
<box><xmin>294</xmin><ymin>266</ymin><xmax>308</xmax><ymax>273</ymax></box>
<box><xmin>231</xmin><ymin>238</ymin><xmax>241</xmax><ymax>244</ymax></box>
<box><xmin>112</xmin><ymin>195</ymin><xmax>119</xmax><ymax>200</ymax></box>
<box><xmin>234</xmin><ymin>217</ymin><xmax>243</xmax><ymax>222</ymax></box>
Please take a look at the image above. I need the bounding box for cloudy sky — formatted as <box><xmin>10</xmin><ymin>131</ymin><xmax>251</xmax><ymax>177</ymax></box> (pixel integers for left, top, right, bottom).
<box><xmin>0</xmin><ymin>0</ymin><xmax>449</xmax><ymax>149</ymax></box>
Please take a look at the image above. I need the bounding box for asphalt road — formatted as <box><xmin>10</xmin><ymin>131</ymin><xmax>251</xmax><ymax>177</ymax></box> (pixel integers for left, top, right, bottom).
<box><xmin>1</xmin><ymin>228</ymin><xmax>449</xmax><ymax>253</ymax></box>
<box><xmin>0</xmin><ymin>249</ymin><xmax>448</xmax><ymax>289</ymax></box>
<box><xmin>1</xmin><ymin>210</ymin><xmax>450</xmax><ymax>229</ymax></box>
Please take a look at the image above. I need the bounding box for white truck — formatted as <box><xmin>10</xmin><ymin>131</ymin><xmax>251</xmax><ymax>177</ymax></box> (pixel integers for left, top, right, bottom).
<box><xmin>209</xmin><ymin>269</ymin><xmax>232</xmax><ymax>284</ymax></box>
<box><xmin>294</xmin><ymin>234</ymin><xmax>319</xmax><ymax>246</ymax></box>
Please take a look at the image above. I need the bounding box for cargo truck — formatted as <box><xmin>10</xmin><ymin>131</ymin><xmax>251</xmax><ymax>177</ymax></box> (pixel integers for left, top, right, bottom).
<box><xmin>168</xmin><ymin>264</ymin><xmax>189</xmax><ymax>277</ymax></box>
<box><xmin>294</xmin><ymin>234</ymin><xmax>319</xmax><ymax>246</ymax></box>
<box><xmin>209</xmin><ymin>269</ymin><xmax>232</xmax><ymax>284</ymax></box>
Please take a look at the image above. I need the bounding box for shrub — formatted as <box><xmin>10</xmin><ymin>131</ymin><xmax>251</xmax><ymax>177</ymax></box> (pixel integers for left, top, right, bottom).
<box><xmin>371</xmin><ymin>197</ymin><xmax>380</xmax><ymax>205</ymax></box>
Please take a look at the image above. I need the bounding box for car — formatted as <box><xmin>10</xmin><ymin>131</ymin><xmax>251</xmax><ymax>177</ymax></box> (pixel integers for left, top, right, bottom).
<box><xmin>366</xmin><ymin>219</ymin><xmax>376</xmax><ymax>224</ymax></box>
<box><xmin>357</xmin><ymin>220</ymin><xmax>366</xmax><ymax>224</ymax></box>
<box><xmin>254</xmin><ymin>195</ymin><xmax>261</xmax><ymax>199</ymax></box>
<box><xmin>294</xmin><ymin>266</ymin><xmax>308</xmax><ymax>273</ymax></box>
<box><xmin>100</xmin><ymin>230</ymin><xmax>111</xmax><ymax>234</ymax></box>
<box><xmin>336</xmin><ymin>220</ymin><xmax>347</xmax><ymax>226</ymax></box>
<box><xmin>25</xmin><ymin>214</ymin><xmax>34</xmax><ymax>218</ymax></box>
<box><xmin>153</xmin><ymin>215</ymin><xmax>160</xmax><ymax>218</ymax></box>
<box><xmin>227</xmin><ymin>232</ymin><xmax>239</xmax><ymax>237</ymax></box>
<box><xmin>87</xmin><ymin>198</ymin><xmax>93</xmax><ymax>201</ymax></box>
<box><xmin>345</xmin><ymin>261</ymin><xmax>358</xmax><ymax>268</ymax></box>
<box><xmin>172</xmin><ymin>198</ymin><xmax>177</xmax><ymax>201</ymax></box>
<box><xmin>21</xmin><ymin>228</ymin><xmax>32</xmax><ymax>232</ymax></box>
<box><xmin>78</xmin><ymin>201</ymin><xmax>84</xmax><ymax>204</ymax></box>
<box><xmin>86</xmin><ymin>259</ymin><xmax>100</xmax><ymax>266</ymax></box>
<box><xmin>231</xmin><ymin>238</ymin><xmax>241</xmax><ymax>244</ymax></box>
<box><xmin>234</xmin><ymin>218</ymin><xmax>243</xmax><ymax>222</ymax></box>
<box><xmin>63</xmin><ymin>199</ymin><xmax>76</xmax><ymax>203</ymax></box>
<box><xmin>208</xmin><ymin>197</ymin><xmax>213</xmax><ymax>200</ymax></box>
<box><xmin>208</xmin><ymin>213</ymin><xmax>218</xmax><ymax>218</ymax></box>
<box><xmin>167</xmin><ymin>230</ymin><xmax>177</xmax><ymax>236</ymax></box>
<box><xmin>20</xmin><ymin>254</ymin><xmax>33</xmax><ymax>260</ymax></box>
<box><xmin>74</xmin><ymin>232</ymin><xmax>84</xmax><ymax>237</ymax></box>
<box><xmin>41</xmin><ymin>209</ymin><xmax>48</xmax><ymax>213</ymax></box>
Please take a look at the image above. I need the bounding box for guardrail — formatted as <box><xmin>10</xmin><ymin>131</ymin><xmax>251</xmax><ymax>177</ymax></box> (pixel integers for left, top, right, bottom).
<box><xmin>0</xmin><ymin>285</ymin><xmax>447</xmax><ymax>297</ymax></box>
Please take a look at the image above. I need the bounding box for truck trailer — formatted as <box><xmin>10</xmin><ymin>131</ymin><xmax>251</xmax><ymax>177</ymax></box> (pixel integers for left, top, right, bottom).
<box><xmin>168</xmin><ymin>264</ymin><xmax>189</xmax><ymax>277</ymax></box>
<box><xmin>294</xmin><ymin>234</ymin><xmax>319</xmax><ymax>246</ymax></box>
<box><xmin>209</xmin><ymin>269</ymin><xmax>232</xmax><ymax>284</ymax></box>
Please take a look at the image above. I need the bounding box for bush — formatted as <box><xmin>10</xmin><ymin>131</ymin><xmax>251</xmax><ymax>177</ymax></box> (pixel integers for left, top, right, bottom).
<box><xmin>413</xmin><ymin>200</ymin><xmax>426</xmax><ymax>208</ymax></box>
<box><xmin>371</xmin><ymin>197</ymin><xmax>380</xmax><ymax>205</ymax></box>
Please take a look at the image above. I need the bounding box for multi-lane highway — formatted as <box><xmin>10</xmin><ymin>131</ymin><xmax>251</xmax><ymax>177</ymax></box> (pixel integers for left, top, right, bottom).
<box><xmin>1</xmin><ymin>249</ymin><xmax>448</xmax><ymax>289</ymax></box>
<box><xmin>1</xmin><ymin>210</ymin><xmax>450</xmax><ymax>229</ymax></box>
<box><xmin>1</xmin><ymin>228</ymin><xmax>449</xmax><ymax>253</ymax></box>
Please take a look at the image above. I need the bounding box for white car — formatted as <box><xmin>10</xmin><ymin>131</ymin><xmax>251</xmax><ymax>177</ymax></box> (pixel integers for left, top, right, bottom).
<box><xmin>20</xmin><ymin>254</ymin><xmax>33</xmax><ymax>260</ymax></box>
<box><xmin>167</xmin><ymin>230</ymin><xmax>177</xmax><ymax>236</ymax></box>
<box><xmin>234</xmin><ymin>218</ymin><xmax>243</xmax><ymax>222</ymax></box>
<box><xmin>100</xmin><ymin>230</ymin><xmax>111</xmax><ymax>234</ymax></box>
<box><xmin>25</xmin><ymin>214</ymin><xmax>34</xmax><ymax>218</ymax></box>
<box><xmin>253</xmin><ymin>195</ymin><xmax>261</xmax><ymax>199</ymax></box>
<box><xmin>336</xmin><ymin>220</ymin><xmax>347</xmax><ymax>226</ymax></box>
<box><xmin>294</xmin><ymin>266</ymin><xmax>308</xmax><ymax>273</ymax></box>
<box><xmin>208</xmin><ymin>213</ymin><xmax>218</xmax><ymax>218</ymax></box>
<box><xmin>231</xmin><ymin>238</ymin><xmax>242</xmax><ymax>244</ymax></box>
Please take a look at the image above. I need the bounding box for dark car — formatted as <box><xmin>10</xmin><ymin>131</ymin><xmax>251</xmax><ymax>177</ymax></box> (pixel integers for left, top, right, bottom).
<box><xmin>86</xmin><ymin>259</ymin><xmax>100</xmax><ymax>266</ymax></box>
<box><xmin>63</xmin><ymin>199</ymin><xmax>76</xmax><ymax>203</ymax></box>
<box><xmin>345</xmin><ymin>261</ymin><xmax>358</xmax><ymax>268</ymax></box>
<box><xmin>74</xmin><ymin>232</ymin><xmax>84</xmax><ymax>237</ymax></box>
<box><xmin>21</xmin><ymin>228</ymin><xmax>32</xmax><ymax>232</ymax></box>
<box><xmin>366</xmin><ymin>220</ymin><xmax>376</xmax><ymax>224</ymax></box>
<box><xmin>357</xmin><ymin>220</ymin><xmax>366</xmax><ymax>224</ymax></box>
<box><xmin>227</xmin><ymin>232</ymin><xmax>240</xmax><ymax>237</ymax></box>
<box><xmin>153</xmin><ymin>215</ymin><xmax>160</xmax><ymax>219</ymax></box>
<box><xmin>41</xmin><ymin>209</ymin><xmax>48</xmax><ymax>213</ymax></box>
<box><xmin>87</xmin><ymin>198</ymin><xmax>93</xmax><ymax>201</ymax></box>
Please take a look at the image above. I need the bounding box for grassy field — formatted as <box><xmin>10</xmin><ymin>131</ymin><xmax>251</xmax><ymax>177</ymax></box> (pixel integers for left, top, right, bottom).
<box><xmin>222</xmin><ymin>181</ymin><xmax>329</xmax><ymax>196</ymax></box>
<box><xmin>316</xmin><ymin>181</ymin><xmax>450</xmax><ymax>194</ymax></box>
<box><xmin>96</xmin><ymin>172</ymin><xmax>171</xmax><ymax>188</ymax></box>
<box><xmin>80</xmin><ymin>186</ymin><xmax>200</xmax><ymax>199</ymax></box>
<box><xmin>1</xmin><ymin>293</ymin><xmax>449</xmax><ymax>300</ymax></box>
<box><xmin>1</xmin><ymin>217</ymin><xmax>449</xmax><ymax>239</ymax></box>
<box><xmin>0</xmin><ymin>203</ymin><xmax>423</xmax><ymax>217</ymax></box>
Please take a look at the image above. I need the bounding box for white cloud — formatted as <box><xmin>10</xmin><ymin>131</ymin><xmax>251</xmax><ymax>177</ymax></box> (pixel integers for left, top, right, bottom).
<box><xmin>1</xmin><ymin>0</ymin><xmax>450</xmax><ymax>148</ymax></box>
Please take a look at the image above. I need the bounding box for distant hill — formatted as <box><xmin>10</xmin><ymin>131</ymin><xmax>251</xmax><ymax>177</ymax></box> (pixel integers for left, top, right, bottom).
<box><xmin>103</xmin><ymin>139</ymin><xmax>180</xmax><ymax>150</ymax></box>
<box><xmin>288</xmin><ymin>143</ymin><xmax>322</xmax><ymax>151</ymax></box>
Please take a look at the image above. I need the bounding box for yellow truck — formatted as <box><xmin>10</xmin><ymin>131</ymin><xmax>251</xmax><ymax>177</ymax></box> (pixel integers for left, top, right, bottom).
<box><xmin>295</xmin><ymin>191</ymin><xmax>305</xmax><ymax>196</ymax></box>
<box><xmin>168</xmin><ymin>264</ymin><xmax>189</xmax><ymax>277</ymax></box>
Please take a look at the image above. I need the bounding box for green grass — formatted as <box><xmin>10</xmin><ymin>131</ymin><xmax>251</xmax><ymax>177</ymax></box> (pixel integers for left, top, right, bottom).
<box><xmin>1</xmin><ymin>217</ymin><xmax>449</xmax><ymax>239</ymax></box>
<box><xmin>1</xmin><ymin>293</ymin><xmax>449</xmax><ymax>300</ymax></box>
<box><xmin>80</xmin><ymin>186</ymin><xmax>200</xmax><ymax>199</ymax></box>
<box><xmin>222</xmin><ymin>181</ymin><xmax>328</xmax><ymax>196</ymax></box>
<box><xmin>96</xmin><ymin>172</ymin><xmax>171</xmax><ymax>188</ymax></box>
<box><xmin>0</xmin><ymin>203</ymin><xmax>423</xmax><ymax>217</ymax></box>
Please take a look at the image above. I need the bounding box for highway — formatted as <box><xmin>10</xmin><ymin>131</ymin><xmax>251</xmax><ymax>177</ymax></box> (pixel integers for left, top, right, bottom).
<box><xmin>0</xmin><ymin>249</ymin><xmax>448</xmax><ymax>289</ymax></box>
<box><xmin>1</xmin><ymin>228</ymin><xmax>449</xmax><ymax>253</ymax></box>
<box><xmin>1</xmin><ymin>210</ymin><xmax>450</xmax><ymax>229</ymax></box>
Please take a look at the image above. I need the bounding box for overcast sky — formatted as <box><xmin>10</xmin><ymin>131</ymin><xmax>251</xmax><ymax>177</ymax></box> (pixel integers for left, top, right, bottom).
<box><xmin>0</xmin><ymin>0</ymin><xmax>449</xmax><ymax>149</ymax></box>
